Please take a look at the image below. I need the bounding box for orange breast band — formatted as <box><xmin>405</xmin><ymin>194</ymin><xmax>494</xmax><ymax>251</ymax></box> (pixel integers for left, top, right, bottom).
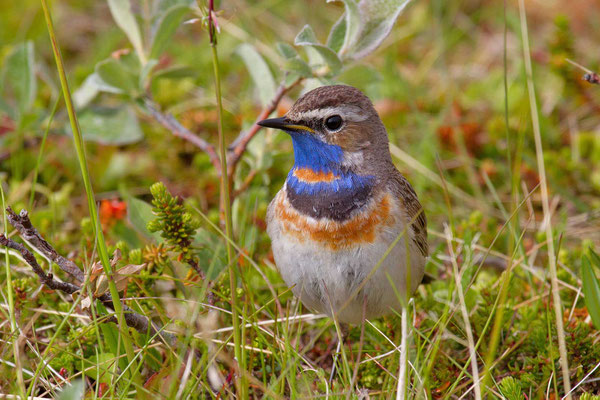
<box><xmin>275</xmin><ymin>193</ymin><xmax>396</xmax><ymax>250</ymax></box>
<box><xmin>293</xmin><ymin>168</ymin><xmax>338</xmax><ymax>183</ymax></box>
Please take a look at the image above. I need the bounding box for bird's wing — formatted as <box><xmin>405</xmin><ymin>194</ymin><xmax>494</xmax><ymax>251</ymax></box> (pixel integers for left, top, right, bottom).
<box><xmin>388</xmin><ymin>170</ymin><xmax>428</xmax><ymax>258</ymax></box>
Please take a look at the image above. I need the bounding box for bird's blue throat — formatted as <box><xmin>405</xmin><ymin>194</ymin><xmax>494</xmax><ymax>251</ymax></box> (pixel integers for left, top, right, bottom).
<box><xmin>284</xmin><ymin>131</ymin><xmax>375</xmax><ymax>221</ymax></box>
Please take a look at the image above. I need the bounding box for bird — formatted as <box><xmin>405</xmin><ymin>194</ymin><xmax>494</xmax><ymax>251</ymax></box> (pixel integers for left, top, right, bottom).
<box><xmin>258</xmin><ymin>85</ymin><xmax>427</xmax><ymax>324</ymax></box>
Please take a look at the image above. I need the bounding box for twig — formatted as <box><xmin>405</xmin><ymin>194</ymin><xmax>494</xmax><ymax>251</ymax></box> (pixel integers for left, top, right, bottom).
<box><xmin>6</xmin><ymin>207</ymin><xmax>84</xmax><ymax>283</ymax></box>
<box><xmin>0</xmin><ymin>234</ymin><xmax>80</xmax><ymax>295</ymax></box>
<box><xmin>144</xmin><ymin>99</ymin><xmax>222</xmax><ymax>173</ymax></box>
<box><xmin>187</xmin><ymin>257</ymin><xmax>206</xmax><ymax>280</ymax></box>
<box><xmin>145</xmin><ymin>76</ymin><xmax>301</xmax><ymax>200</ymax></box>
<box><xmin>231</xmin><ymin>169</ymin><xmax>258</xmax><ymax>199</ymax></box>
<box><xmin>226</xmin><ymin>77</ymin><xmax>302</xmax><ymax>171</ymax></box>
<box><xmin>1</xmin><ymin>209</ymin><xmax>176</xmax><ymax>346</ymax></box>
<box><xmin>565</xmin><ymin>59</ymin><xmax>600</xmax><ymax>85</ymax></box>
<box><xmin>584</xmin><ymin>73</ymin><xmax>600</xmax><ymax>85</ymax></box>
<box><xmin>98</xmin><ymin>292</ymin><xmax>175</xmax><ymax>346</ymax></box>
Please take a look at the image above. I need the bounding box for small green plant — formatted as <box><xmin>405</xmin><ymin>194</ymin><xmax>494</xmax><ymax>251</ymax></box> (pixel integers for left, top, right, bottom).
<box><xmin>147</xmin><ymin>182</ymin><xmax>201</xmax><ymax>264</ymax></box>
<box><xmin>498</xmin><ymin>377</ymin><xmax>524</xmax><ymax>400</ymax></box>
<box><xmin>580</xmin><ymin>394</ymin><xmax>600</xmax><ymax>400</ymax></box>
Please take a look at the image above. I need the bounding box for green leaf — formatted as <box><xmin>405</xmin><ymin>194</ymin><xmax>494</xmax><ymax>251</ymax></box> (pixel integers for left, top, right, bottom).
<box><xmin>78</xmin><ymin>106</ymin><xmax>143</xmax><ymax>145</ymax></box>
<box><xmin>139</xmin><ymin>59</ymin><xmax>159</xmax><ymax>88</ymax></box>
<box><xmin>284</xmin><ymin>58</ymin><xmax>313</xmax><ymax>78</ymax></box>
<box><xmin>582</xmin><ymin>254</ymin><xmax>600</xmax><ymax>330</ymax></box>
<box><xmin>589</xmin><ymin>247</ymin><xmax>600</xmax><ymax>272</ymax></box>
<box><xmin>2</xmin><ymin>41</ymin><xmax>37</xmax><ymax>117</ymax></box>
<box><xmin>73</xmin><ymin>74</ymin><xmax>101</xmax><ymax>109</ymax></box>
<box><xmin>155</xmin><ymin>0</ymin><xmax>194</xmax><ymax>15</ymax></box>
<box><xmin>327</xmin><ymin>0</ymin><xmax>361</xmax><ymax>56</ymax></box>
<box><xmin>153</xmin><ymin>65</ymin><xmax>198</xmax><ymax>80</ymax></box>
<box><xmin>277</xmin><ymin>43</ymin><xmax>312</xmax><ymax>77</ymax></box>
<box><xmin>294</xmin><ymin>25</ymin><xmax>342</xmax><ymax>75</ymax></box>
<box><xmin>150</xmin><ymin>5</ymin><xmax>191</xmax><ymax>59</ymax></box>
<box><xmin>107</xmin><ymin>0</ymin><xmax>146</xmax><ymax>61</ymax></box>
<box><xmin>125</xmin><ymin>195</ymin><xmax>162</xmax><ymax>242</ymax></box>
<box><xmin>73</xmin><ymin>73</ymin><xmax>124</xmax><ymax>108</ymax></box>
<box><xmin>341</xmin><ymin>0</ymin><xmax>362</xmax><ymax>50</ymax></box>
<box><xmin>236</xmin><ymin>44</ymin><xmax>276</xmax><ymax>107</ymax></box>
<box><xmin>276</xmin><ymin>42</ymin><xmax>299</xmax><ymax>59</ymax></box>
<box><xmin>284</xmin><ymin>72</ymin><xmax>302</xmax><ymax>86</ymax></box>
<box><xmin>334</xmin><ymin>0</ymin><xmax>412</xmax><ymax>60</ymax></box>
<box><xmin>326</xmin><ymin>15</ymin><xmax>347</xmax><ymax>53</ymax></box>
<box><xmin>57</xmin><ymin>379</ymin><xmax>84</xmax><ymax>400</ymax></box>
<box><xmin>95</xmin><ymin>58</ymin><xmax>139</xmax><ymax>95</ymax></box>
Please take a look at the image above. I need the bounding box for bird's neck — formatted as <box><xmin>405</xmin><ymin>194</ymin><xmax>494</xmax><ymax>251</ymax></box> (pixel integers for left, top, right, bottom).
<box><xmin>285</xmin><ymin>133</ymin><xmax>375</xmax><ymax>221</ymax></box>
<box><xmin>289</xmin><ymin>132</ymin><xmax>344</xmax><ymax>173</ymax></box>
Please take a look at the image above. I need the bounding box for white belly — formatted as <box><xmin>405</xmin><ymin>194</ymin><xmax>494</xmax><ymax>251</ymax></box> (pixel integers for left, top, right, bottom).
<box><xmin>267</xmin><ymin>191</ymin><xmax>425</xmax><ymax>324</ymax></box>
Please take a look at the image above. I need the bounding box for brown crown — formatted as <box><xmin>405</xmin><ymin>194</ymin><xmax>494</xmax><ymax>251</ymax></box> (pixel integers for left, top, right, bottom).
<box><xmin>288</xmin><ymin>85</ymin><xmax>376</xmax><ymax>116</ymax></box>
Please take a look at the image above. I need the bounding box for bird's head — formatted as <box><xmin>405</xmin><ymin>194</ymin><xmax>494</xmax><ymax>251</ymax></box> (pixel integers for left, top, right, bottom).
<box><xmin>258</xmin><ymin>85</ymin><xmax>391</xmax><ymax>177</ymax></box>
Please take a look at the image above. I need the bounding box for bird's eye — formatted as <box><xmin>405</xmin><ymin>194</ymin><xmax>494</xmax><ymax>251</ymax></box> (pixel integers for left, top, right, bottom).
<box><xmin>324</xmin><ymin>115</ymin><xmax>343</xmax><ymax>131</ymax></box>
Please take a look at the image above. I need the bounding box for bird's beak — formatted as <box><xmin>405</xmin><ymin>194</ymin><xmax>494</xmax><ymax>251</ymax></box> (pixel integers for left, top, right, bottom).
<box><xmin>257</xmin><ymin>117</ymin><xmax>314</xmax><ymax>133</ymax></box>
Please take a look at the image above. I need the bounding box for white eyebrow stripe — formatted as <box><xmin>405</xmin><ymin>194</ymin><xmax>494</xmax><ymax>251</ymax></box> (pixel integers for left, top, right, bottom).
<box><xmin>294</xmin><ymin>105</ymin><xmax>368</xmax><ymax>122</ymax></box>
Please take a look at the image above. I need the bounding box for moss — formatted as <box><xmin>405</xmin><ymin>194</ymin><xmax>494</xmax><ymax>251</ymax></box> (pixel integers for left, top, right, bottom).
<box><xmin>499</xmin><ymin>377</ymin><xmax>525</xmax><ymax>400</ymax></box>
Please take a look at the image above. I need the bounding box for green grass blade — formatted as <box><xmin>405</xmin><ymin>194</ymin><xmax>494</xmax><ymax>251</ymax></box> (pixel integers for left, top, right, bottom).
<box><xmin>582</xmin><ymin>254</ymin><xmax>600</xmax><ymax>330</ymax></box>
<box><xmin>38</xmin><ymin>0</ymin><xmax>138</xmax><ymax>391</ymax></box>
<box><xmin>1</xmin><ymin>178</ymin><xmax>26</xmax><ymax>397</ymax></box>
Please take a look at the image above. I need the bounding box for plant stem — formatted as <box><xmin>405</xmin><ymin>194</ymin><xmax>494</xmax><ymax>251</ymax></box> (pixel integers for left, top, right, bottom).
<box><xmin>206</xmin><ymin>1</ymin><xmax>246</xmax><ymax>395</ymax></box>
<box><xmin>446</xmin><ymin>226</ymin><xmax>482</xmax><ymax>400</ymax></box>
<box><xmin>39</xmin><ymin>0</ymin><xmax>137</xmax><ymax>384</ymax></box>
<box><xmin>518</xmin><ymin>0</ymin><xmax>572</xmax><ymax>397</ymax></box>
<box><xmin>396</xmin><ymin>305</ymin><xmax>409</xmax><ymax>400</ymax></box>
<box><xmin>1</xmin><ymin>183</ymin><xmax>26</xmax><ymax>398</ymax></box>
<box><xmin>481</xmin><ymin>1</ymin><xmax>518</xmax><ymax>392</ymax></box>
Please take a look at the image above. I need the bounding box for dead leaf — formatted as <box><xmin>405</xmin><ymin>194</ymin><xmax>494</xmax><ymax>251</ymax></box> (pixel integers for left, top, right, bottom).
<box><xmin>114</xmin><ymin>263</ymin><xmax>146</xmax><ymax>291</ymax></box>
<box><xmin>94</xmin><ymin>263</ymin><xmax>146</xmax><ymax>297</ymax></box>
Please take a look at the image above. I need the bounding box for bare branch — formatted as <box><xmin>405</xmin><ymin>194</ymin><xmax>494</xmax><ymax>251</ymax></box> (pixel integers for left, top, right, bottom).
<box><xmin>6</xmin><ymin>207</ymin><xmax>85</xmax><ymax>283</ymax></box>
<box><xmin>584</xmin><ymin>72</ymin><xmax>600</xmax><ymax>85</ymax></box>
<box><xmin>227</xmin><ymin>77</ymin><xmax>302</xmax><ymax>170</ymax></box>
<box><xmin>232</xmin><ymin>169</ymin><xmax>258</xmax><ymax>199</ymax></box>
<box><xmin>146</xmin><ymin>76</ymin><xmax>302</xmax><ymax>201</ymax></box>
<box><xmin>0</xmin><ymin>234</ymin><xmax>80</xmax><ymax>294</ymax></box>
<box><xmin>187</xmin><ymin>258</ymin><xmax>206</xmax><ymax>280</ymax></box>
<box><xmin>144</xmin><ymin>99</ymin><xmax>222</xmax><ymax>173</ymax></box>
<box><xmin>1</xmin><ymin>211</ymin><xmax>176</xmax><ymax>346</ymax></box>
<box><xmin>565</xmin><ymin>59</ymin><xmax>600</xmax><ymax>85</ymax></box>
<box><xmin>97</xmin><ymin>292</ymin><xmax>175</xmax><ymax>345</ymax></box>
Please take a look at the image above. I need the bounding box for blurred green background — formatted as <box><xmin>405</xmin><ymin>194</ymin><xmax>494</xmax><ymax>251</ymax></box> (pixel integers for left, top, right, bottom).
<box><xmin>2</xmin><ymin>0</ymin><xmax>600</xmax><ymax>397</ymax></box>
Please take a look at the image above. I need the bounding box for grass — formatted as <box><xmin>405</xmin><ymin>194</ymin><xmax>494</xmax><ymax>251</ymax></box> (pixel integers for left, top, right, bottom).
<box><xmin>1</xmin><ymin>0</ymin><xmax>600</xmax><ymax>398</ymax></box>
<box><xmin>39</xmin><ymin>1</ymin><xmax>138</xmax><ymax>397</ymax></box>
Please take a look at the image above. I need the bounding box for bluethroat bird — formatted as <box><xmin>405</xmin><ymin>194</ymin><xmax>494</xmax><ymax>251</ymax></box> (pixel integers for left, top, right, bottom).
<box><xmin>259</xmin><ymin>85</ymin><xmax>428</xmax><ymax>324</ymax></box>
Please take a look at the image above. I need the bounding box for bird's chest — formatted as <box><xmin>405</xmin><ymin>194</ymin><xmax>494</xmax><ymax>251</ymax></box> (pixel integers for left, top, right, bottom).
<box><xmin>284</xmin><ymin>167</ymin><xmax>375</xmax><ymax>221</ymax></box>
<box><xmin>269</xmin><ymin>186</ymin><xmax>396</xmax><ymax>249</ymax></box>
<box><xmin>266</xmin><ymin>188</ymin><xmax>408</xmax><ymax>322</ymax></box>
